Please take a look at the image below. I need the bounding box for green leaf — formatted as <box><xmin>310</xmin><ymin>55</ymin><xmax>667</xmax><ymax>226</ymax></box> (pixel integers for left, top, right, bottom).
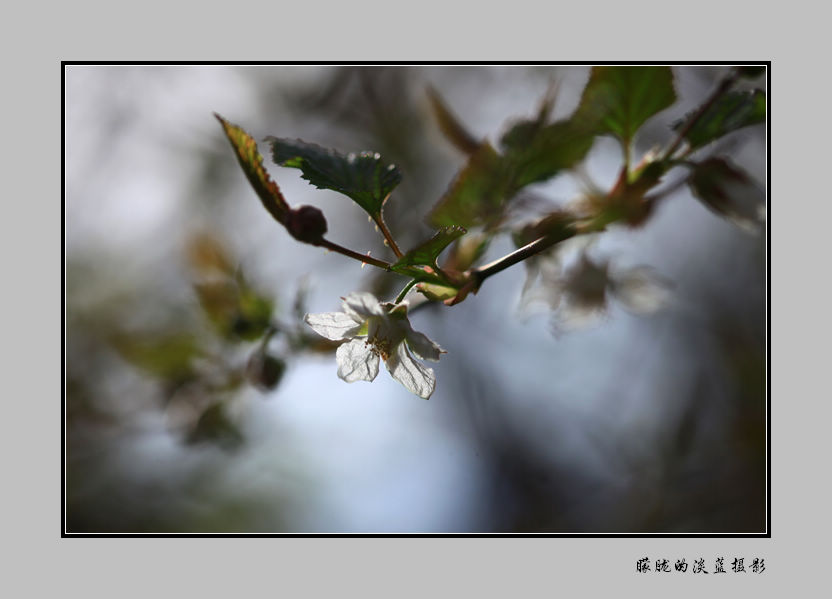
<box><xmin>428</xmin><ymin>142</ymin><xmax>511</xmax><ymax>228</ymax></box>
<box><xmin>393</xmin><ymin>226</ymin><xmax>467</xmax><ymax>271</ymax></box>
<box><xmin>675</xmin><ymin>90</ymin><xmax>765</xmax><ymax>150</ymax></box>
<box><xmin>574</xmin><ymin>66</ymin><xmax>676</xmax><ymax>145</ymax></box>
<box><xmin>267</xmin><ymin>137</ymin><xmax>402</xmax><ymax>219</ymax></box>
<box><xmin>501</xmin><ymin>118</ymin><xmax>597</xmax><ymax>188</ymax></box>
<box><xmin>215</xmin><ymin>114</ymin><xmax>290</xmax><ymax>224</ymax></box>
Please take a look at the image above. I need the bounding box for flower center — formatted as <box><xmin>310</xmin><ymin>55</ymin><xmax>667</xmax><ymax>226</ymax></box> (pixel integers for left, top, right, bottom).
<box><xmin>365</xmin><ymin>336</ymin><xmax>392</xmax><ymax>361</ymax></box>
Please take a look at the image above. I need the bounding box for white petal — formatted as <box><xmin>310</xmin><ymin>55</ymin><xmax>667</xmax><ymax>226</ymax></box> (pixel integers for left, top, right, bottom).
<box><xmin>336</xmin><ymin>338</ymin><xmax>379</xmax><ymax>383</ymax></box>
<box><xmin>405</xmin><ymin>327</ymin><xmax>444</xmax><ymax>361</ymax></box>
<box><xmin>611</xmin><ymin>266</ymin><xmax>672</xmax><ymax>314</ymax></box>
<box><xmin>553</xmin><ymin>299</ymin><xmax>605</xmax><ymax>331</ymax></box>
<box><xmin>386</xmin><ymin>342</ymin><xmax>436</xmax><ymax>399</ymax></box>
<box><xmin>304</xmin><ymin>311</ymin><xmax>363</xmax><ymax>340</ymax></box>
<box><xmin>342</xmin><ymin>292</ymin><xmax>385</xmax><ymax>321</ymax></box>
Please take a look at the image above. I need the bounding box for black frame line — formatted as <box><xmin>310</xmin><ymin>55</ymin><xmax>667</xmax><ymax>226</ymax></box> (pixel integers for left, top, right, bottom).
<box><xmin>62</xmin><ymin>60</ymin><xmax>771</xmax><ymax>539</ymax></box>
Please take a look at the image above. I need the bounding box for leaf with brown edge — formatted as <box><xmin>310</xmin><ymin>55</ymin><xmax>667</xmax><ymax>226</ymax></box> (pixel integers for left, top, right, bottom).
<box><xmin>215</xmin><ymin>114</ymin><xmax>290</xmax><ymax>225</ymax></box>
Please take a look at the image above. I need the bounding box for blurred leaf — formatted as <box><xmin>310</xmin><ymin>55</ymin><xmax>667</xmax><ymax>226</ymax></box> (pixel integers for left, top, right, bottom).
<box><xmin>428</xmin><ymin>142</ymin><xmax>511</xmax><ymax>228</ymax></box>
<box><xmin>393</xmin><ymin>226</ymin><xmax>467</xmax><ymax>271</ymax></box>
<box><xmin>194</xmin><ymin>281</ymin><xmax>273</xmax><ymax>341</ymax></box>
<box><xmin>501</xmin><ymin>118</ymin><xmax>596</xmax><ymax>188</ymax></box>
<box><xmin>215</xmin><ymin>114</ymin><xmax>290</xmax><ymax>224</ymax></box>
<box><xmin>675</xmin><ymin>90</ymin><xmax>765</xmax><ymax>150</ymax></box>
<box><xmin>235</xmin><ymin>286</ymin><xmax>274</xmax><ymax>340</ymax></box>
<box><xmin>186</xmin><ymin>232</ymin><xmax>235</xmax><ymax>277</ymax></box>
<box><xmin>574</xmin><ymin>66</ymin><xmax>676</xmax><ymax>145</ymax></box>
<box><xmin>688</xmin><ymin>157</ymin><xmax>765</xmax><ymax>232</ymax></box>
<box><xmin>112</xmin><ymin>332</ymin><xmax>202</xmax><ymax>381</ymax></box>
<box><xmin>194</xmin><ymin>281</ymin><xmax>237</xmax><ymax>329</ymax></box>
<box><xmin>427</xmin><ymin>86</ymin><xmax>481</xmax><ymax>155</ymax></box>
<box><xmin>267</xmin><ymin>137</ymin><xmax>402</xmax><ymax>219</ymax></box>
<box><xmin>186</xmin><ymin>402</ymin><xmax>244</xmax><ymax>450</ymax></box>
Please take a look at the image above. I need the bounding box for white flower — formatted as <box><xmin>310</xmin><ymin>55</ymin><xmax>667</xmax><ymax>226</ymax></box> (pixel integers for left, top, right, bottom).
<box><xmin>303</xmin><ymin>292</ymin><xmax>444</xmax><ymax>399</ymax></box>
<box><xmin>522</xmin><ymin>250</ymin><xmax>672</xmax><ymax>332</ymax></box>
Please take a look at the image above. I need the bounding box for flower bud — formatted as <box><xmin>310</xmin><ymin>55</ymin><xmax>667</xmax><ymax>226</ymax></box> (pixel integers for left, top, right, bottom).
<box><xmin>287</xmin><ymin>205</ymin><xmax>328</xmax><ymax>243</ymax></box>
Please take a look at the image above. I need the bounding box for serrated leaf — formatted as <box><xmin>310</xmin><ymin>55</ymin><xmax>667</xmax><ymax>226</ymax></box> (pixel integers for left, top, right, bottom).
<box><xmin>215</xmin><ymin>114</ymin><xmax>289</xmax><ymax>224</ymax></box>
<box><xmin>574</xmin><ymin>66</ymin><xmax>676</xmax><ymax>145</ymax></box>
<box><xmin>675</xmin><ymin>90</ymin><xmax>765</xmax><ymax>150</ymax></box>
<box><xmin>393</xmin><ymin>226</ymin><xmax>467</xmax><ymax>271</ymax></box>
<box><xmin>427</xmin><ymin>86</ymin><xmax>481</xmax><ymax>155</ymax></box>
<box><xmin>267</xmin><ymin>137</ymin><xmax>402</xmax><ymax>219</ymax></box>
<box><xmin>428</xmin><ymin>142</ymin><xmax>511</xmax><ymax>228</ymax></box>
<box><xmin>501</xmin><ymin>118</ymin><xmax>597</xmax><ymax>188</ymax></box>
<box><xmin>687</xmin><ymin>157</ymin><xmax>765</xmax><ymax>233</ymax></box>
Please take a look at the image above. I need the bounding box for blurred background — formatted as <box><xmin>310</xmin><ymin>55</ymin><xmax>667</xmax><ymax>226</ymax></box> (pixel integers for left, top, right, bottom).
<box><xmin>64</xmin><ymin>65</ymin><xmax>766</xmax><ymax>533</ymax></box>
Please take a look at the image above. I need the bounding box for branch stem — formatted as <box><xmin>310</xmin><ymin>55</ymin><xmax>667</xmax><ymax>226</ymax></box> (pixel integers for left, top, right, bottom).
<box><xmin>317</xmin><ymin>238</ymin><xmax>392</xmax><ymax>270</ymax></box>
<box><xmin>394</xmin><ymin>279</ymin><xmax>419</xmax><ymax>304</ymax></box>
<box><xmin>471</xmin><ymin>227</ymin><xmax>577</xmax><ymax>286</ymax></box>
<box><xmin>374</xmin><ymin>214</ymin><xmax>403</xmax><ymax>258</ymax></box>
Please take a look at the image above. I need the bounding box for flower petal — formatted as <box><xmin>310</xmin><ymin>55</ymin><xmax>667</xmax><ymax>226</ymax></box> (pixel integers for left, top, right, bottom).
<box><xmin>386</xmin><ymin>342</ymin><xmax>436</xmax><ymax>399</ymax></box>
<box><xmin>336</xmin><ymin>338</ymin><xmax>379</xmax><ymax>383</ymax></box>
<box><xmin>405</xmin><ymin>327</ymin><xmax>444</xmax><ymax>362</ymax></box>
<box><xmin>553</xmin><ymin>299</ymin><xmax>606</xmax><ymax>331</ymax></box>
<box><xmin>611</xmin><ymin>266</ymin><xmax>672</xmax><ymax>314</ymax></box>
<box><xmin>342</xmin><ymin>292</ymin><xmax>385</xmax><ymax>321</ymax></box>
<box><xmin>304</xmin><ymin>311</ymin><xmax>363</xmax><ymax>340</ymax></box>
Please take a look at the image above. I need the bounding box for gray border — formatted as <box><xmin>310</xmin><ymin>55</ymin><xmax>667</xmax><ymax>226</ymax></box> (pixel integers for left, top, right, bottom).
<box><xmin>23</xmin><ymin>0</ymin><xmax>814</xmax><ymax>594</ymax></box>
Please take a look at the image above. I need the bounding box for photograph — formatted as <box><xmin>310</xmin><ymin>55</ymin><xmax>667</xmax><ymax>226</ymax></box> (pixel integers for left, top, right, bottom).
<box><xmin>64</xmin><ymin>64</ymin><xmax>767</xmax><ymax>535</ymax></box>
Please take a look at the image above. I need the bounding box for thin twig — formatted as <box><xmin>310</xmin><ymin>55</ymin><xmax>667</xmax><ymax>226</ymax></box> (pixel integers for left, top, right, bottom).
<box><xmin>394</xmin><ymin>279</ymin><xmax>419</xmax><ymax>304</ymax></box>
<box><xmin>471</xmin><ymin>227</ymin><xmax>577</xmax><ymax>286</ymax></box>
<box><xmin>374</xmin><ymin>213</ymin><xmax>403</xmax><ymax>258</ymax></box>
<box><xmin>317</xmin><ymin>238</ymin><xmax>392</xmax><ymax>270</ymax></box>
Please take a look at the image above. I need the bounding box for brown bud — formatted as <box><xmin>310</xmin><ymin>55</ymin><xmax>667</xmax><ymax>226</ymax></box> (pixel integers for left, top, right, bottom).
<box><xmin>287</xmin><ymin>205</ymin><xmax>328</xmax><ymax>243</ymax></box>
